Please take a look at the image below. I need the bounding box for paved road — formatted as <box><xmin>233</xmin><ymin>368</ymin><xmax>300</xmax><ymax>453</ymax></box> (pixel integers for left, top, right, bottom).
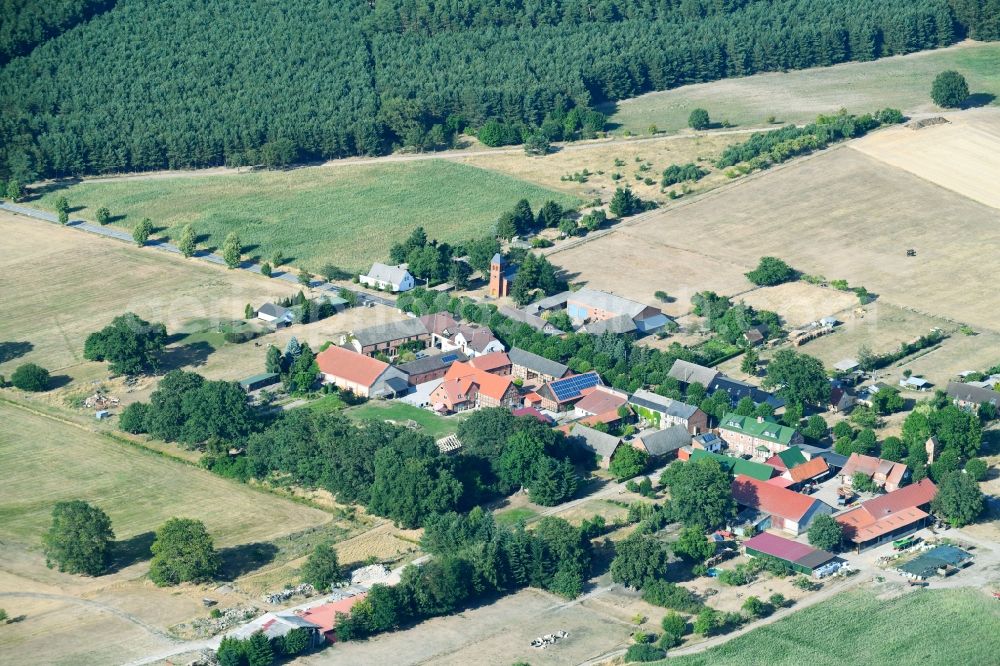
<box><xmin>0</xmin><ymin>201</ymin><xmax>395</xmax><ymax>308</ymax></box>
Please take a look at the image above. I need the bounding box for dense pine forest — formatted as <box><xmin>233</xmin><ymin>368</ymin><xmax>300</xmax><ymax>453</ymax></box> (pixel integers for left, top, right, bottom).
<box><xmin>1</xmin><ymin>0</ymin><xmax>998</xmax><ymax>182</ymax></box>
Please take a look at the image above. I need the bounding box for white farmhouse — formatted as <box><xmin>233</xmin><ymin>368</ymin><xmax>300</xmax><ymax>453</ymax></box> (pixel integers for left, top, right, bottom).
<box><xmin>359</xmin><ymin>263</ymin><xmax>415</xmax><ymax>292</ymax></box>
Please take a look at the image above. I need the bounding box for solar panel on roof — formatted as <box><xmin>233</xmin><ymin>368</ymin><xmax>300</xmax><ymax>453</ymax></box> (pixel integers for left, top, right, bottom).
<box><xmin>551</xmin><ymin>373</ymin><xmax>599</xmax><ymax>401</ymax></box>
<box><xmin>441</xmin><ymin>353</ymin><xmax>458</xmax><ymax>363</ymax></box>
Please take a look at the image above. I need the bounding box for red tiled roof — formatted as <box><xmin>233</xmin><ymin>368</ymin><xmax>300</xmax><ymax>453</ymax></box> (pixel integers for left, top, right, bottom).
<box><xmin>443</xmin><ymin>361</ymin><xmax>513</xmax><ymax>402</ymax></box>
<box><xmin>298</xmin><ymin>594</ymin><xmax>367</xmax><ymax>637</ymax></box>
<box><xmin>317</xmin><ymin>346</ymin><xmax>389</xmax><ymax>388</ymax></box>
<box><xmin>837</xmin><ymin>506</ymin><xmax>929</xmax><ymax>543</ymax></box>
<box><xmin>786</xmin><ymin>456</ymin><xmax>829</xmax><ymax>483</ymax></box>
<box><xmin>766</xmin><ymin>476</ymin><xmax>795</xmax><ymax>488</ymax></box>
<box><xmin>732</xmin><ymin>475</ymin><xmax>822</xmax><ymax>522</ymax></box>
<box><xmin>743</xmin><ymin>532</ymin><xmax>816</xmax><ymax>562</ymax></box>
<box><xmin>469</xmin><ymin>351</ymin><xmax>510</xmax><ymax>372</ymax></box>
<box><xmin>860</xmin><ymin>478</ymin><xmax>937</xmax><ymax>519</ymax></box>
<box><xmin>579</xmin><ymin>408</ymin><xmax>626</xmax><ymax>427</ymax></box>
<box><xmin>764</xmin><ymin>453</ymin><xmax>789</xmax><ymax>472</ymax></box>
<box><xmin>574</xmin><ymin>388</ymin><xmax>628</xmax><ymax>416</ymax></box>
<box><xmin>419</xmin><ymin>313</ymin><xmax>459</xmax><ymax>337</ymax></box>
<box><xmin>512</xmin><ymin>407</ymin><xmax>552</xmax><ymax>423</ymax></box>
<box><xmin>840</xmin><ymin>453</ymin><xmax>907</xmax><ymax>484</ymax></box>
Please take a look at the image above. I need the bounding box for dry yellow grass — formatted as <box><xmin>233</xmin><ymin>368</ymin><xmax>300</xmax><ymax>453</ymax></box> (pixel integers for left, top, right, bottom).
<box><xmin>737</xmin><ymin>282</ymin><xmax>861</xmax><ymax>328</ymax></box>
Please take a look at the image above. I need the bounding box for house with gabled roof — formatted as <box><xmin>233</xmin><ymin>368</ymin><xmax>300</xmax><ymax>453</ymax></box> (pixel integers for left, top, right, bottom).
<box><xmin>568</xmin><ymin>423</ymin><xmax>621</xmax><ymax>467</ymax></box>
<box><xmin>731</xmin><ymin>474</ymin><xmax>834</xmax><ymax>535</ymax></box>
<box><xmin>668</xmin><ymin>359</ymin><xmax>720</xmax><ymax>387</ymax></box>
<box><xmin>419</xmin><ymin>313</ymin><xmax>504</xmax><ymax>357</ymax></box>
<box><xmin>536</xmin><ymin>371</ymin><xmax>603</xmax><ymax>412</ymax></box>
<box><xmin>360</xmin><ymin>263</ymin><xmax>414</xmax><ymax>292</ymax></box>
<box><xmin>946</xmin><ymin>381</ymin><xmax>1000</xmax><ymax>411</ymax></box>
<box><xmin>256</xmin><ymin>302</ymin><xmax>294</xmax><ymax>327</ymax></box>
<box><xmin>718</xmin><ymin>413</ymin><xmax>803</xmax><ymax>459</ymax></box>
<box><xmin>628</xmin><ymin>389</ymin><xmax>708</xmax><ymax>434</ymax></box>
<box><xmin>346</xmin><ymin>318</ymin><xmax>429</xmax><ymax>358</ymax></box>
<box><xmin>428</xmin><ymin>361</ymin><xmax>518</xmax><ymax>413</ymax></box>
<box><xmin>839</xmin><ymin>453</ymin><xmax>908</xmax><ymax>492</ymax></box>
<box><xmin>836</xmin><ymin>478</ymin><xmax>937</xmax><ymax>551</ymax></box>
<box><xmin>508</xmin><ymin>347</ymin><xmax>570</xmax><ymax>385</ymax></box>
<box><xmin>742</xmin><ymin>532</ymin><xmax>837</xmax><ymax>575</ymax></box>
<box><xmin>498</xmin><ymin>305</ymin><xmax>561</xmax><ymax>335</ymax></box>
<box><xmin>634</xmin><ymin>425</ymin><xmax>691</xmax><ymax>459</ymax></box>
<box><xmin>687</xmin><ymin>448</ymin><xmax>775</xmax><ymax>481</ymax></box>
<box><xmin>566</xmin><ymin>288</ymin><xmax>671</xmax><ymax>334</ymax></box>
<box><xmin>317</xmin><ymin>345</ymin><xmax>409</xmax><ymax>398</ymax></box>
<box><xmin>395</xmin><ymin>351</ymin><xmax>468</xmax><ymax>385</ymax></box>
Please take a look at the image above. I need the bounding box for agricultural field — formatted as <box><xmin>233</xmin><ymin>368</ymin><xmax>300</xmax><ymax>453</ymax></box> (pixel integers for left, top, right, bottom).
<box><xmin>0</xmin><ymin>402</ymin><xmax>333</xmax><ymax>666</ymax></box>
<box><xmin>660</xmin><ymin>588</ymin><xmax>1000</xmax><ymax>666</ymax></box>
<box><xmin>30</xmin><ymin>160</ymin><xmax>578</xmax><ymax>273</ymax></box>
<box><xmin>549</xmin><ymin>132</ymin><xmax>1000</xmax><ymax>332</ymax></box>
<box><xmin>607</xmin><ymin>41</ymin><xmax>1000</xmax><ymax>135</ymax></box>
<box><xmin>850</xmin><ymin>106</ymin><xmax>1000</xmax><ymax>211</ymax></box>
<box><xmin>735</xmin><ymin>282</ymin><xmax>861</xmax><ymax>329</ymax></box>
<box><xmin>0</xmin><ymin>211</ymin><xmax>298</xmax><ymax>376</ymax></box>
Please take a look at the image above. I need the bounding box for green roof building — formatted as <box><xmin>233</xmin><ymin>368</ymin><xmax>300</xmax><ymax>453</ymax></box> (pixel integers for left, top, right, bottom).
<box><xmin>689</xmin><ymin>448</ymin><xmax>775</xmax><ymax>481</ymax></box>
<box><xmin>717</xmin><ymin>413</ymin><xmax>804</xmax><ymax>459</ymax></box>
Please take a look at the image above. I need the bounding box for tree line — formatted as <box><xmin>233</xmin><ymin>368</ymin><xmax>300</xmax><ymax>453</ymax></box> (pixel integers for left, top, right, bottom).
<box><xmin>1</xmin><ymin>0</ymin><xmax>987</xmax><ymax>182</ymax></box>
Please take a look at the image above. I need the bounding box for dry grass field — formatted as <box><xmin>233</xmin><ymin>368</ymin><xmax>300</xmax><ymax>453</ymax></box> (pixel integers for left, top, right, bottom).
<box><xmin>737</xmin><ymin>282</ymin><xmax>861</xmax><ymax>328</ymax></box>
<box><xmin>0</xmin><ymin>212</ymin><xmax>299</xmax><ymax>376</ymax></box>
<box><xmin>549</xmin><ymin>138</ymin><xmax>1000</xmax><ymax>331</ymax></box>
<box><xmin>607</xmin><ymin>41</ymin><xmax>1000</xmax><ymax>134</ymax></box>
<box><xmin>850</xmin><ymin>107</ymin><xmax>1000</xmax><ymax>211</ymax></box>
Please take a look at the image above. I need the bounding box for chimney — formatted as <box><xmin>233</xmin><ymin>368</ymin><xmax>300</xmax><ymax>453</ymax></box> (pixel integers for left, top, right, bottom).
<box><xmin>757</xmin><ymin>415</ymin><xmax>765</xmax><ymax>423</ymax></box>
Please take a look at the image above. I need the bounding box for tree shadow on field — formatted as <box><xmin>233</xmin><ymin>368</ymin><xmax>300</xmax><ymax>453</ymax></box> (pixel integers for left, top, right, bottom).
<box><xmin>218</xmin><ymin>542</ymin><xmax>280</xmax><ymax>580</ymax></box>
<box><xmin>23</xmin><ymin>178</ymin><xmax>81</xmax><ymax>201</ymax></box>
<box><xmin>962</xmin><ymin>93</ymin><xmax>996</xmax><ymax>109</ymax></box>
<box><xmin>159</xmin><ymin>341</ymin><xmax>215</xmax><ymax>370</ymax></box>
<box><xmin>47</xmin><ymin>374</ymin><xmax>73</xmax><ymax>390</ymax></box>
<box><xmin>108</xmin><ymin>531</ymin><xmax>156</xmax><ymax>573</ymax></box>
<box><xmin>0</xmin><ymin>340</ymin><xmax>33</xmax><ymax>363</ymax></box>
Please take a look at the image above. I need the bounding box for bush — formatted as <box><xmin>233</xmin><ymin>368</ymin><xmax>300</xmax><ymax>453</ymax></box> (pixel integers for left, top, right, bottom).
<box><xmin>746</xmin><ymin>256</ymin><xmax>795</xmax><ymax>286</ymax></box>
<box><xmin>931</xmin><ymin>70</ymin><xmax>969</xmax><ymax>108</ymax></box>
<box><xmin>688</xmin><ymin>108</ymin><xmax>710</xmax><ymax>130</ymax></box>
<box><xmin>10</xmin><ymin>363</ymin><xmax>50</xmax><ymax>391</ymax></box>
<box><xmin>118</xmin><ymin>402</ymin><xmax>149</xmax><ymax>434</ymax></box>
<box><xmin>641</xmin><ymin>580</ymin><xmax>703</xmax><ymax>613</ymax></box>
<box><xmin>625</xmin><ymin>644</ymin><xmax>666</xmax><ymax>663</ymax></box>
<box><xmin>965</xmin><ymin>458</ymin><xmax>988</xmax><ymax>482</ymax></box>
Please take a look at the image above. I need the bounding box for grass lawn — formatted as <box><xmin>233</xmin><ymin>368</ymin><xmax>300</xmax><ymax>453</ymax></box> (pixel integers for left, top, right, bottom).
<box><xmin>304</xmin><ymin>392</ymin><xmax>348</xmax><ymax>414</ymax></box>
<box><xmin>33</xmin><ymin>160</ymin><xmax>577</xmax><ymax>273</ymax></box>
<box><xmin>659</xmin><ymin>588</ymin><xmax>1000</xmax><ymax>666</ymax></box>
<box><xmin>0</xmin><ymin>402</ymin><xmax>329</xmax><ymax>547</ymax></box>
<box><xmin>494</xmin><ymin>507</ymin><xmax>539</xmax><ymax>526</ymax></box>
<box><xmin>344</xmin><ymin>401</ymin><xmax>465</xmax><ymax>439</ymax></box>
<box><xmin>607</xmin><ymin>41</ymin><xmax>1000</xmax><ymax>134</ymax></box>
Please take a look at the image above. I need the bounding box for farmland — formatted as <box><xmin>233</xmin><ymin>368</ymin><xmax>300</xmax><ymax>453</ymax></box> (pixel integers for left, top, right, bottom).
<box><xmin>660</xmin><ymin>588</ymin><xmax>1000</xmax><ymax>666</ymax></box>
<box><xmin>549</xmin><ymin>125</ymin><xmax>1000</xmax><ymax>331</ymax></box>
<box><xmin>608</xmin><ymin>41</ymin><xmax>1000</xmax><ymax>135</ymax></box>
<box><xmin>30</xmin><ymin>160</ymin><xmax>578</xmax><ymax>273</ymax></box>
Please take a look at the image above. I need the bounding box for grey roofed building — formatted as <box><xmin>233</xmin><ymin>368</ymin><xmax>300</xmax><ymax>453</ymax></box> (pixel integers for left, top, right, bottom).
<box><xmin>257</xmin><ymin>302</ymin><xmax>291</xmax><ymax>319</ymax></box>
<box><xmin>668</xmin><ymin>359</ymin><xmax>720</xmax><ymax>387</ymax></box>
<box><xmin>507</xmin><ymin>347</ymin><xmax>569</xmax><ymax>379</ymax></box>
<box><xmin>834</xmin><ymin>358</ymin><xmax>860</xmax><ymax>372</ymax></box>
<box><xmin>364</xmin><ymin>262</ymin><xmax>411</xmax><ymax>285</ymax></box>
<box><xmin>630</xmin><ymin>389</ymin><xmax>699</xmax><ymax>420</ymax></box>
<box><xmin>946</xmin><ymin>381</ymin><xmax>1000</xmax><ymax>407</ymax></box>
<box><xmin>709</xmin><ymin>375</ymin><xmax>785</xmax><ymax>409</ymax></box>
<box><xmin>352</xmin><ymin>318</ymin><xmax>429</xmax><ymax>347</ymax></box>
<box><xmin>581</xmin><ymin>313</ymin><xmax>637</xmax><ymax>335</ymax></box>
<box><xmin>396</xmin><ymin>351</ymin><xmax>468</xmax><ymax>378</ymax></box>
<box><xmin>811</xmin><ymin>449</ymin><xmax>849</xmax><ymax>470</ymax></box>
<box><xmin>498</xmin><ymin>305</ymin><xmax>561</xmax><ymax>334</ymax></box>
<box><xmin>636</xmin><ymin>425</ymin><xmax>691</xmax><ymax>457</ymax></box>
<box><xmin>569</xmin><ymin>287</ymin><xmax>649</xmax><ymax>318</ymax></box>
<box><xmin>524</xmin><ymin>291</ymin><xmax>572</xmax><ymax>316</ymax></box>
<box><xmin>569</xmin><ymin>424</ymin><xmax>621</xmax><ymax>460</ymax></box>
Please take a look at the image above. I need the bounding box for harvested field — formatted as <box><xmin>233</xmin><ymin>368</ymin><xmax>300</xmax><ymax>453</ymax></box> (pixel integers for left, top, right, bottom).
<box><xmin>332</xmin><ymin>523</ymin><xmax>422</xmax><ymax>569</ymax></box>
<box><xmin>298</xmin><ymin>586</ymin><xmax>633</xmax><ymax>666</ymax></box>
<box><xmin>660</xmin><ymin>588</ymin><xmax>1000</xmax><ymax>666</ymax></box>
<box><xmin>737</xmin><ymin>282</ymin><xmax>860</xmax><ymax>328</ymax></box>
<box><xmin>549</xmin><ymin>146</ymin><xmax>1000</xmax><ymax>330</ymax></box>
<box><xmin>607</xmin><ymin>41</ymin><xmax>1000</xmax><ymax>135</ymax></box>
<box><xmin>851</xmin><ymin>107</ymin><xmax>1000</xmax><ymax>211</ymax></box>
<box><xmin>0</xmin><ymin>212</ymin><xmax>298</xmax><ymax>376</ymax></box>
<box><xmin>30</xmin><ymin>160</ymin><xmax>577</xmax><ymax>273</ymax></box>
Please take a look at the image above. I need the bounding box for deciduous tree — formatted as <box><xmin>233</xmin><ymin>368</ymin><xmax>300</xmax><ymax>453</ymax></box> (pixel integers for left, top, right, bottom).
<box><xmin>807</xmin><ymin>514</ymin><xmax>843</xmax><ymax>551</ymax></box>
<box><xmin>149</xmin><ymin>518</ymin><xmax>220</xmax><ymax>586</ymax></box>
<box><xmin>43</xmin><ymin>501</ymin><xmax>114</xmax><ymax>576</ymax></box>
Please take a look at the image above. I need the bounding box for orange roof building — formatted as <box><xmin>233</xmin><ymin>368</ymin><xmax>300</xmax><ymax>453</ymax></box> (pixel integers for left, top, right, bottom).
<box><xmin>316</xmin><ymin>345</ymin><xmax>409</xmax><ymax>398</ymax></box>
<box><xmin>839</xmin><ymin>453</ymin><xmax>909</xmax><ymax>492</ymax></box>
<box><xmin>836</xmin><ymin>478</ymin><xmax>937</xmax><ymax>551</ymax></box>
<box><xmin>732</xmin><ymin>474</ymin><xmax>835</xmax><ymax>536</ymax></box>
<box><xmin>297</xmin><ymin>593</ymin><xmax>367</xmax><ymax>643</ymax></box>
<box><xmin>782</xmin><ymin>456</ymin><xmax>830</xmax><ymax>486</ymax></box>
<box><xmin>429</xmin><ymin>361</ymin><xmax>518</xmax><ymax>413</ymax></box>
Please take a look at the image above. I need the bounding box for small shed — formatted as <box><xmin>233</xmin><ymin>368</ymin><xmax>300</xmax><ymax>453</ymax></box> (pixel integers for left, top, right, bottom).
<box><xmin>239</xmin><ymin>372</ymin><xmax>280</xmax><ymax>393</ymax></box>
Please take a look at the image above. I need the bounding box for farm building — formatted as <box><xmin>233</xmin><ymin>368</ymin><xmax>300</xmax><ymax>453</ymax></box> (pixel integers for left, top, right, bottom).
<box><xmin>836</xmin><ymin>478</ymin><xmax>937</xmax><ymax>552</ymax></box>
<box><xmin>896</xmin><ymin>545</ymin><xmax>973</xmax><ymax>580</ymax></box>
<box><xmin>567</xmin><ymin>424</ymin><xmax>621</xmax><ymax>467</ymax></box>
<box><xmin>297</xmin><ymin>593</ymin><xmax>367</xmax><ymax>643</ymax></box>
<box><xmin>573</xmin><ymin>387</ymin><xmax>629</xmax><ymax>421</ymax></box>
<box><xmin>229</xmin><ymin>612</ymin><xmax>323</xmax><ymax>647</ymax></box>
<box><xmin>535</xmin><ymin>371</ymin><xmax>603</xmax><ymax>412</ymax></box>
<box><xmin>731</xmin><ymin>474</ymin><xmax>834</xmax><ymax>536</ymax></box>
<box><xmin>346</xmin><ymin>318</ymin><xmax>429</xmax><ymax>358</ymax></box>
<box><xmin>316</xmin><ymin>345</ymin><xmax>409</xmax><ymax>398</ymax></box>
<box><xmin>742</xmin><ymin>532</ymin><xmax>837</xmax><ymax>576</ymax></box>
<box><xmin>467</xmin><ymin>351</ymin><xmax>512</xmax><ymax>375</ymax></box>
<box><xmin>839</xmin><ymin>453</ymin><xmax>908</xmax><ymax>492</ymax></box>
<box><xmin>419</xmin><ymin>313</ymin><xmax>504</xmax><ymax>357</ymax></box>
<box><xmin>899</xmin><ymin>376</ymin><xmax>931</xmax><ymax>391</ymax></box>
<box><xmin>238</xmin><ymin>372</ymin><xmax>280</xmax><ymax>393</ymax></box>
<box><xmin>946</xmin><ymin>381</ymin><xmax>1000</xmax><ymax>411</ymax></box>
<box><xmin>718</xmin><ymin>413</ymin><xmax>804</xmax><ymax>459</ymax></box>
<box><xmin>565</xmin><ymin>288</ymin><xmax>671</xmax><ymax>334</ymax></box>
<box><xmin>497</xmin><ymin>305</ymin><xmax>561</xmax><ymax>335</ymax></box>
<box><xmin>507</xmin><ymin>347</ymin><xmax>570</xmax><ymax>385</ymax></box>
<box><xmin>668</xmin><ymin>359</ymin><xmax>720</xmax><ymax>386</ymax></box>
<box><xmin>708</xmin><ymin>376</ymin><xmax>784</xmax><ymax>409</ymax></box>
<box><xmin>580</xmin><ymin>313</ymin><xmax>638</xmax><ymax>336</ymax></box>
<box><xmin>633</xmin><ymin>425</ymin><xmax>691</xmax><ymax>459</ymax></box>
<box><xmin>256</xmin><ymin>302</ymin><xmax>293</xmax><ymax>327</ymax></box>
<box><xmin>691</xmin><ymin>432</ymin><xmax>724</xmax><ymax>452</ymax></box>
<box><xmin>395</xmin><ymin>351</ymin><xmax>468</xmax><ymax>385</ymax></box>
<box><xmin>685</xmin><ymin>449</ymin><xmax>775</xmax><ymax>481</ymax></box>
<box><xmin>764</xmin><ymin>446</ymin><xmax>831</xmax><ymax>487</ymax></box>
<box><xmin>359</xmin><ymin>263</ymin><xmax>414</xmax><ymax>292</ymax></box>
<box><xmin>628</xmin><ymin>389</ymin><xmax>708</xmax><ymax>434</ymax></box>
